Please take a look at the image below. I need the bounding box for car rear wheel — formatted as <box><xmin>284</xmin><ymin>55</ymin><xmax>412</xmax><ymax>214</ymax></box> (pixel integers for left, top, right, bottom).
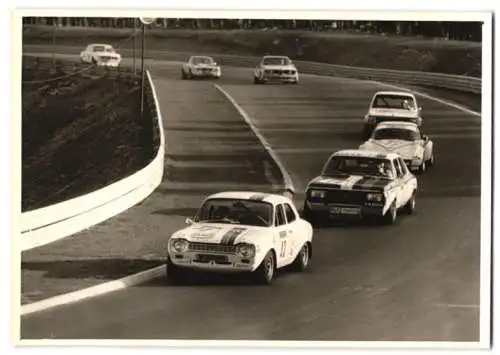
<box><xmin>253</xmin><ymin>251</ymin><xmax>275</xmax><ymax>284</ymax></box>
<box><xmin>181</xmin><ymin>70</ymin><xmax>188</xmax><ymax>80</ymax></box>
<box><xmin>291</xmin><ymin>242</ymin><xmax>311</xmax><ymax>272</ymax></box>
<box><xmin>418</xmin><ymin>160</ymin><xmax>427</xmax><ymax>174</ymax></box>
<box><xmin>403</xmin><ymin>191</ymin><xmax>416</xmax><ymax>215</ymax></box>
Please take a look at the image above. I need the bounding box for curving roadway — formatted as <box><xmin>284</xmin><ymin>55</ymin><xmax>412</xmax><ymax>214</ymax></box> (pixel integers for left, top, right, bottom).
<box><xmin>21</xmin><ymin>48</ymin><xmax>483</xmax><ymax>342</ymax></box>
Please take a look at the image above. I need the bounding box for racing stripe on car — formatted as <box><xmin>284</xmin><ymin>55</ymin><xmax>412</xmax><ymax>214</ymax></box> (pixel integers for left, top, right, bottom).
<box><xmin>220</xmin><ymin>227</ymin><xmax>248</xmax><ymax>245</ymax></box>
<box><xmin>249</xmin><ymin>193</ymin><xmax>270</xmax><ymax>201</ymax></box>
<box><xmin>340</xmin><ymin>176</ymin><xmax>364</xmax><ymax>190</ymax></box>
<box><xmin>352</xmin><ymin>177</ymin><xmax>378</xmax><ymax>190</ymax></box>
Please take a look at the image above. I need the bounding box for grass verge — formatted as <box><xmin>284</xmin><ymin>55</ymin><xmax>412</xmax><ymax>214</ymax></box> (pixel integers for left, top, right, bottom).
<box><xmin>22</xmin><ymin>56</ymin><xmax>157</xmax><ymax>212</ymax></box>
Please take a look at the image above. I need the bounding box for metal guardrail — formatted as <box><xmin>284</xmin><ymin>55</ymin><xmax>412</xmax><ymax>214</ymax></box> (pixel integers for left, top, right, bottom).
<box><xmin>23</xmin><ymin>45</ymin><xmax>482</xmax><ymax>94</ymax></box>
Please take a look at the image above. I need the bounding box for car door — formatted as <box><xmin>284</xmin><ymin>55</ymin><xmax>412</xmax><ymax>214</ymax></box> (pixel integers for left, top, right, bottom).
<box><xmin>392</xmin><ymin>158</ymin><xmax>406</xmax><ymax>208</ymax></box>
<box><xmin>397</xmin><ymin>157</ymin><xmax>415</xmax><ymax>202</ymax></box>
<box><xmin>283</xmin><ymin>202</ymin><xmax>301</xmax><ymax>262</ymax></box>
<box><xmin>274</xmin><ymin>204</ymin><xmax>290</xmax><ymax>267</ymax></box>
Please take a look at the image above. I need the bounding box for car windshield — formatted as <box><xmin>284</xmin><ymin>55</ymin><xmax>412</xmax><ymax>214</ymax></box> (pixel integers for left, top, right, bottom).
<box><xmin>373</xmin><ymin>128</ymin><xmax>420</xmax><ymax>141</ymax></box>
<box><xmin>372</xmin><ymin>95</ymin><xmax>416</xmax><ymax>110</ymax></box>
<box><xmin>322</xmin><ymin>156</ymin><xmax>394</xmax><ymax>179</ymax></box>
<box><xmin>191</xmin><ymin>57</ymin><xmax>214</xmax><ymax>65</ymax></box>
<box><xmin>93</xmin><ymin>45</ymin><xmax>114</xmax><ymax>53</ymax></box>
<box><xmin>262</xmin><ymin>57</ymin><xmax>290</xmax><ymax>66</ymax></box>
<box><xmin>194</xmin><ymin>198</ymin><xmax>273</xmax><ymax>227</ymax></box>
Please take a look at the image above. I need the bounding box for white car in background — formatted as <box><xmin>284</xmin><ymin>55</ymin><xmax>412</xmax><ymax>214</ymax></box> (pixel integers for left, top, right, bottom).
<box><xmin>363</xmin><ymin>91</ymin><xmax>423</xmax><ymax>138</ymax></box>
<box><xmin>181</xmin><ymin>55</ymin><xmax>221</xmax><ymax>79</ymax></box>
<box><xmin>166</xmin><ymin>191</ymin><xmax>313</xmax><ymax>284</ymax></box>
<box><xmin>359</xmin><ymin>121</ymin><xmax>434</xmax><ymax>173</ymax></box>
<box><xmin>80</xmin><ymin>43</ymin><xmax>121</xmax><ymax>67</ymax></box>
<box><xmin>253</xmin><ymin>55</ymin><xmax>299</xmax><ymax>84</ymax></box>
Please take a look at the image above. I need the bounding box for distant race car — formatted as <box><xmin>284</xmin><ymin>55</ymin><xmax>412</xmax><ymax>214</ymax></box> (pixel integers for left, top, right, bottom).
<box><xmin>359</xmin><ymin>121</ymin><xmax>434</xmax><ymax>174</ymax></box>
<box><xmin>181</xmin><ymin>55</ymin><xmax>221</xmax><ymax>80</ymax></box>
<box><xmin>80</xmin><ymin>43</ymin><xmax>121</xmax><ymax>67</ymax></box>
<box><xmin>253</xmin><ymin>55</ymin><xmax>299</xmax><ymax>84</ymax></box>
<box><xmin>362</xmin><ymin>91</ymin><xmax>423</xmax><ymax>138</ymax></box>
<box><xmin>303</xmin><ymin>149</ymin><xmax>418</xmax><ymax>226</ymax></box>
<box><xmin>166</xmin><ymin>191</ymin><xmax>313</xmax><ymax>284</ymax></box>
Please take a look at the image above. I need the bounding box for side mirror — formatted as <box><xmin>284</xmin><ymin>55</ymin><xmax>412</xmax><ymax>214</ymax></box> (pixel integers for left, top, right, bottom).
<box><xmin>185</xmin><ymin>217</ymin><xmax>194</xmax><ymax>225</ymax></box>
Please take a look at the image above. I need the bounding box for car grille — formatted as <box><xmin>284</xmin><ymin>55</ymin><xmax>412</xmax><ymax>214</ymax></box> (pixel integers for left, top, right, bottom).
<box><xmin>188</xmin><ymin>242</ymin><xmax>236</xmax><ymax>254</ymax></box>
<box><xmin>265</xmin><ymin>69</ymin><xmax>295</xmax><ymax>75</ymax></box>
<box><xmin>308</xmin><ymin>189</ymin><xmax>367</xmax><ymax>205</ymax></box>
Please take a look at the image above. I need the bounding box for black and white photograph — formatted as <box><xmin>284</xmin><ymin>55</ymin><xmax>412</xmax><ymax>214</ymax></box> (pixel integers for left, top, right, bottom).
<box><xmin>8</xmin><ymin>4</ymin><xmax>494</xmax><ymax>352</ymax></box>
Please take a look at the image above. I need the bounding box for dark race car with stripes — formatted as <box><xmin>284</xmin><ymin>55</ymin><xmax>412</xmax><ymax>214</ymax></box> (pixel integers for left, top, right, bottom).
<box><xmin>166</xmin><ymin>192</ymin><xmax>314</xmax><ymax>284</ymax></box>
<box><xmin>303</xmin><ymin>149</ymin><xmax>418</xmax><ymax>225</ymax></box>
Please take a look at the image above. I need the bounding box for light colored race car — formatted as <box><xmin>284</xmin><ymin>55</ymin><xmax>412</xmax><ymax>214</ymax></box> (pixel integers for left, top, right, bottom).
<box><xmin>362</xmin><ymin>91</ymin><xmax>423</xmax><ymax>138</ymax></box>
<box><xmin>253</xmin><ymin>55</ymin><xmax>299</xmax><ymax>84</ymax></box>
<box><xmin>167</xmin><ymin>191</ymin><xmax>313</xmax><ymax>284</ymax></box>
<box><xmin>359</xmin><ymin>121</ymin><xmax>434</xmax><ymax>174</ymax></box>
<box><xmin>79</xmin><ymin>43</ymin><xmax>121</xmax><ymax>67</ymax></box>
<box><xmin>303</xmin><ymin>149</ymin><xmax>418</xmax><ymax>226</ymax></box>
<box><xmin>181</xmin><ymin>55</ymin><xmax>221</xmax><ymax>80</ymax></box>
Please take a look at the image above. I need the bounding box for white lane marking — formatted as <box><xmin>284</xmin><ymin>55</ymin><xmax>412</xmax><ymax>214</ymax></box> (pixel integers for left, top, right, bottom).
<box><xmin>213</xmin><ymin>84</ymin><xmax>295</xmax><ymax>195</ymax></box>
<box><xmin>364</xmin><ymin>81</ymin><xmax>481</xmax><ymax>117</ymax></box>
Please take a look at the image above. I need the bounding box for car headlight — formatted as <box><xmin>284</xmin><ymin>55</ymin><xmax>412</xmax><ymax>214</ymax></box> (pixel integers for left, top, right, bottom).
<box><xmin>235</xmin><ymin>243</ymin><xmax>256</xmax><ymax>258</ymax></box>
<box><xmin>310</xmin><ymin>190</ymin><xmax>326</xmax><ymax>198</ymax></box>
<box><xmin>366</xmin><ymin>193</ymin><xmax>383</xmax><ymax>202</ymax></box>
<box><xmin>170</xmin><ymin>238</ymin><xmax>189</xmax><ymax>253</ymax></box>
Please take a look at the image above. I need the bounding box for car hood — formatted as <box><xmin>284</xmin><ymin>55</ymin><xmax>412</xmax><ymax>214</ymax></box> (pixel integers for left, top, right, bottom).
<box><xmin>262</xmin><ymin>64</ymin><xmax>296</xmax><ymax>70</ymax></box>
<box><xmin>369</xmin><ymin>108</ymin><xmax>418</xmax><ymax>118</ymax></box>
<box><xmin>307</xmin><ymin>174</ymin><xmax>393</xmax><ymax>192</ymax></box>
<box><xmin>360</xmin><ymin>139</ymin><xmax>422</xmax><ymax>159</ymax></box>
<box><xmin>171</xmin><ymin>223</ymin><xmax>269</xmax><ymax>245</ymax></box>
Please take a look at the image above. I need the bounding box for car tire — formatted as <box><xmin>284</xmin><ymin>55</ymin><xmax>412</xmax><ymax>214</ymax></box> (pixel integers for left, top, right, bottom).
<box><xmin>427</xmin><ymin>154</ymin><xmax>434</xmax><ymax>167</ymax></box>
<box><xmin>418</xmin><ymin>160</ymin><xmax>427</xmax><ymax>174</ymax></box>
<box><xmin>382</xmin><ymin>201</ymin><xmax>397</xmax><ymax>225</ymax></box>
<box><xmin>291</xmin><ymin>242</ymin><xmax>312</xmax><ymax>272</ymax></box>
<box><xmin>402</xmin><ymin>191</ymin><xmax>416</xmax><ymax>215</ymax></box>
<box><xmin>166</xmin><ymin>258</ymin><xmax>186</xmax><ymax>284</ymax></box>
<box><xmin>253</xmin><ymin>76</ymin><xmax>261</xmax><ymax>84</ymax></box>
<box><xmin>253</xmin><ymin>251</ymin><xmax>275</xmax><ymax>284</ymax></box>
<box><xmin>91</xmin><ymin>57</ymin><xmax>97</xmax><ymax>65</ymax></box>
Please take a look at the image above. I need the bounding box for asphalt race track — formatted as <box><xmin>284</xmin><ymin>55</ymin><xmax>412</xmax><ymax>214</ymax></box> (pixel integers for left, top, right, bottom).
<box><xmin>21</xmin><ymin>47</ymin><xmax>483</xmax><ymax>341</ymax></box>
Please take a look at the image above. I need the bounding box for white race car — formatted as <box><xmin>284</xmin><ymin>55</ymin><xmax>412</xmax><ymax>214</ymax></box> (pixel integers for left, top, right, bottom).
<box><xmin>80</xmin><ymin>43</ymin><xmax>121</xmax><ymax>67</ymax></box>
<box><xmin>363</xmin><ymin>91</ymin><xmax>423</xmax><ymax>138</ymax></box>
<box><xmin>167</xmin><ymin>191</ymin><xmax>313</xmax><ymax>284</ymax></box>
<box><xmin>303</xmin><ymin>149</ymin><xmax>418</xmax><ymax>226</ymax></box>
<box><xmin>359</xmin><ymin>121</ymin><xmax>434</xmax><ymax>174</ymax></box>
<box><xmin>181</xmin><ymin>55</ymin><xmax>221</xmax><ymax>80</ymax></box>
<box><xmin>253</xmin><ymin>55</ymin><xmax>299</xmax><ymax>84</ymax></box>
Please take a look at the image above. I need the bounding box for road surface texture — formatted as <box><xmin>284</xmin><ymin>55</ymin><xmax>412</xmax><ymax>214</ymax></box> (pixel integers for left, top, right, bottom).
<box><xmin>21</xmin><ymin>48</ymin><xmax>483</xmax><ymax>342</ymax></box>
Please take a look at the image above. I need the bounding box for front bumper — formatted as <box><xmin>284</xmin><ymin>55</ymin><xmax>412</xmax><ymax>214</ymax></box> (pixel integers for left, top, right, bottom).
<box><xmin>305</xmin><ymin>200</ymin><xmax>385</xmax><ymax>218</ymax></box>
<box><xmin>261</xmin><ymin>73</ymin><xmax>298</xmax><ymax>82</ymax></box>
<box><xmin>168</xmin><ymin>251</ymin><xmax>255</xmax><ymax>273</ymax></box>
<box><xmin>190</xmin><ymin>69</ymin><xmax>221</xmax><ymax>78</ymax></box>
<box><xmin>97</xmin><ymin>60</ymin><xmax>120</xmax><ymax>68</ymax></box>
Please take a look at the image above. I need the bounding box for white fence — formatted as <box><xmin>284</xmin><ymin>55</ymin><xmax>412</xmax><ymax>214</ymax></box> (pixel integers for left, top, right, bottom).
<box><xmin>20</xmin><ymin>70</ymin><xmax>165</xmax><ymax>251</ymax></box>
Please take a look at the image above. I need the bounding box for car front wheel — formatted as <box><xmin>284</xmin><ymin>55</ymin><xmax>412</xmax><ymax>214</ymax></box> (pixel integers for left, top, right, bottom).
<box><xmin>291</xmin><ymin>242</ymin><xmax>311</xmax><ymax>271</ymax></box>
<box><xmin>253</xmin><ymin>251</ymin><xmax>275</xmax><ymax>284</ymax></box>
<box><xmin>381</xmin><ymin>201</ymin><xmax>397</xmax><ymax>225</ymax></box>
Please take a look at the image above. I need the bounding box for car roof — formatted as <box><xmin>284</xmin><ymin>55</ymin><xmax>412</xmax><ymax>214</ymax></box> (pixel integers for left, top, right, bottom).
<box><xmin>263</xmin><ymin>55</ymin><xmax>290</xmax><ymax>59</ymax></box>
<box><xmin>332</xmin><ymin>149</ymin><xmax>399</xmax><ymax>160</ymax></box>
<box><xmin>373</xmin><ymin>91</ymin><xmax>415</xmax><ymax>98</ymax></box>
<box><xmin>89</xmin><ymin>43</ymin><xmax>113</xmax><ymax>47</ymax></box>
<box><xmin>190</xmin><ymin>55</ymin><xmax>214</xmax><ymax>60</ymax></box>
<box><xmin>375</xmin><ymin>121</ymin><xmax>420</xmax><ymax>131</ymax></box>
<box><xmin>204</xmin><ymin>191</ymin><xmax>290</xmax><ymax>205</ymax></box>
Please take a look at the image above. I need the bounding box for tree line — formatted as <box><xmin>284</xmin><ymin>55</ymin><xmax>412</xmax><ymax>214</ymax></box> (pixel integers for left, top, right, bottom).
<box><xmin>23</xmin><ymin>17</ymin><xmax>482</xmax><ymax>41</ymax></box>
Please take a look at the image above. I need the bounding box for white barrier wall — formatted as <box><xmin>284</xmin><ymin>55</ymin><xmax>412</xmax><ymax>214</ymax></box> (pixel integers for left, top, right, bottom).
<box><xmin>20</xmin><ymin>70</ymin><xmax>165</xmax><ymax>251</ymax></box>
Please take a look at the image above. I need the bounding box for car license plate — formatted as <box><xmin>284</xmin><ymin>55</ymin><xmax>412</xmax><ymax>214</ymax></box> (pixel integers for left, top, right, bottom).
<box><xmin>330</xmin><ymin>207</ymin><xmax>360</xmax><ymax>215</ymax></box>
